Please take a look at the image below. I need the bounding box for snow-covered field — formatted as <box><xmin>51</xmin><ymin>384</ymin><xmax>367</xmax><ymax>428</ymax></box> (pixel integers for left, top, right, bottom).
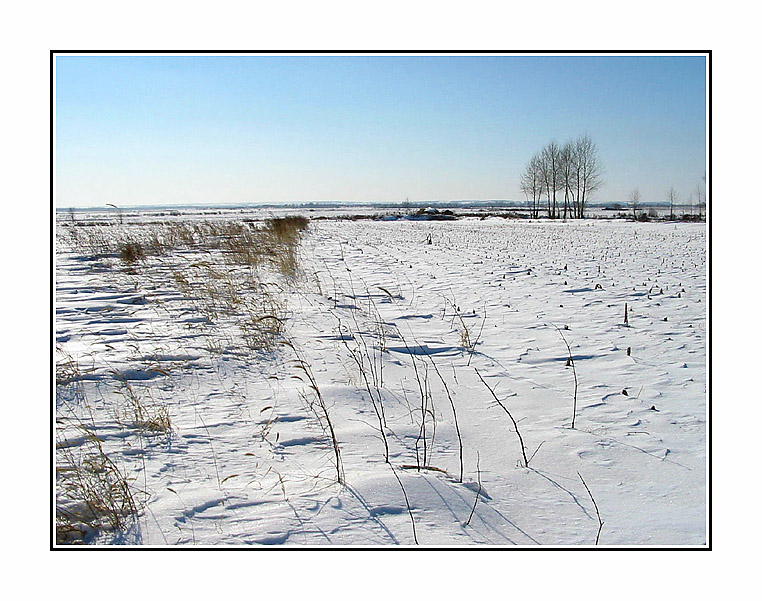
<box><xmin>54</xmin><ymin>213</ymin><xmax>707</xmax><ymax>547</ymax></box>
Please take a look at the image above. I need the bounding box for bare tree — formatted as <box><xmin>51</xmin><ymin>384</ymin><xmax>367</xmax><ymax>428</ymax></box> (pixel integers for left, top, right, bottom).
<box><xmin>696</xmin><ymin>181</ymin><xmax>705</xmax><ymax>219</ymax></box>
<box><xmin>702</xmin><ymin>170</ymin><xmax>707</xmax><ymax>218</ymax></box>
<box><xmin>668</xmin><ymin>186</ymin><xmax>678</xmax><ymax>220</ymax></box>
<box><xmin>574</xmin><ymin>135</ymin><xmax>603</xmax><ymax>218</ymax></box>
<box><xmin>541</xmin><ymin>141</ymin><xmax>562</xmax><ymax>219</ymax></box>
<box><xmin>629</xmin><ymin>188</ymin><xmax>641</xmax><ymax>221</ymax></box>
<box><xmin>520</xmin><ymin>153</ymin><xmax>544</xmax><ymax>219</ymax></box>
<box><xmin>560</xmin><ymin>141</ymin><xmax>577</xmax><ymax>220</ymax></box>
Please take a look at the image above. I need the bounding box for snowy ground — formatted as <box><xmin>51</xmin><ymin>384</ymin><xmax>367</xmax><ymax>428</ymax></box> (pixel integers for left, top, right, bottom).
<box><xmin>54</xmin><ymin>214</ymin><xmax>707</xmax><ymax>546</ymax></box>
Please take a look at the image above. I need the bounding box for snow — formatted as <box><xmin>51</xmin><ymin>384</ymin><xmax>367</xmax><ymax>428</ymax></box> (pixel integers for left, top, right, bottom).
<box><xmin>54</xmin><ymin>211</ymin><xmax>707</xmax><ymax>547</ymax></box>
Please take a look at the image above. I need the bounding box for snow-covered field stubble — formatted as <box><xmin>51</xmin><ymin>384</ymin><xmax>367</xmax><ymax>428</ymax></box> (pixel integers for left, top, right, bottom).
<box><xmin>55</xmin><ymin>214</ymin><xmax>707</xmax><ymax>546</ymax></box>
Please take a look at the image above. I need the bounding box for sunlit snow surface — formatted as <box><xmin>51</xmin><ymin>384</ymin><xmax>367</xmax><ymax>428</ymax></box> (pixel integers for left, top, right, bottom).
<box><xmin>55</xmin><ymin>210</ymin><xmax>707</xmax><ymax>546</ymax></box>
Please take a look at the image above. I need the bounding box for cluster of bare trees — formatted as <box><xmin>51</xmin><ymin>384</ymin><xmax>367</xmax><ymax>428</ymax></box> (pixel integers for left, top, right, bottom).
<box><xmin>663</xmin><ymin>181</ymin><xmax>705</xmax><ymax>221</ymax></box>
<box><xmin>520</xmin><ymin>135</ymin><xmax>603</xmax><ymax>219</ymax></box>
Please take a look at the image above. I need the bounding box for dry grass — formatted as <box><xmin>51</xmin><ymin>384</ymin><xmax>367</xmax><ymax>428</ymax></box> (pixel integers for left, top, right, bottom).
<box><xmin>56</xmin><ymin>346</ymin><xmax>81</xmax><ymax>387</ymax></box>
<box><xmin>56</xmin><ymin>428</ymin><xmax>138</xmax><ymax>544</ymax></box>
<box><xmin>120</xmin><ymin>240</ymin><xmax>145</xmax><ymax>264</ymax></box>
<box><xmin>266</xmin><ymin>215</ymin><xmax>309</xmax><ymax>243</ymax></box>
<box><xmin>59</xmin><ymin>216</ymin><xmax>309</xmax><ymax>354</ymax></box>
<box><xmin>169</xmin><ymin>260</ymin><xmax>287</xmax><ymax>351</ymax></box>
<box><xmin>55</xmin><ymin>215</ymin><xmax>312</xmax><ymax>543</ymax></box>
<box><xmin>56</xmin><ymin>371</ymin><xmax>147</xmax><ymax>543</ymax></box>
<box><xmin>115</xmin><ymin>377</ymin><xmax>172</xmax><ymax>434</ymax></box>
<box><xmin>59</xmin><ymin>216</ymin><xmax>309</xmax><ymax>278</ymax></box>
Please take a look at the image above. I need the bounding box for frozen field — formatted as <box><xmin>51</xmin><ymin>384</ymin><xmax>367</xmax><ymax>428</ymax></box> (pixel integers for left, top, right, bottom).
<box><xmin>54</xmin><ymin>214</ymin><xmax>707</xmax><ymax>546</ymax></box>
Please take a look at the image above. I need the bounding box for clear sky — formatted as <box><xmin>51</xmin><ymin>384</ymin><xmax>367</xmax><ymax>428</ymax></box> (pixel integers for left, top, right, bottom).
<box><xmin>55</xmin><ymin>54</ymin><xmax>707</xmax><ymax>208</ymax></box>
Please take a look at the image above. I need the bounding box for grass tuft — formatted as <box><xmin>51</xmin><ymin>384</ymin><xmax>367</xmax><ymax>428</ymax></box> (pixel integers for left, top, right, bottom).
<box><xmin>56</xmin><ymin>430</ymin><xmax>138</xmax><ymax>544</ymax></box>
<box><xmin>119</xmin><ymin>240</ymin><xmax>145</xmax><ymax>263</ymax></box>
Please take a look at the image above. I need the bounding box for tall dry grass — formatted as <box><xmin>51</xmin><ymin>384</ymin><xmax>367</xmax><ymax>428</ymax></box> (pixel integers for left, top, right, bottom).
<box><xmin>55</xmin><ymin>215</ymin><xmax>314</xmax><ymax>543</ymax></box>
<box><xmin>56</xmin><ymin>426</ymin><xmax>138</xmax><ymax>544</ymax></box>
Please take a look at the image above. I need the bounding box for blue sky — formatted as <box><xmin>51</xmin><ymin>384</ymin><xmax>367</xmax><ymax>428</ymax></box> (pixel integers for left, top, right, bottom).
<box><xmin>55</xmin><ymin>54</ymin><xmax>707</xmax><ymax>207</ymax></box>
